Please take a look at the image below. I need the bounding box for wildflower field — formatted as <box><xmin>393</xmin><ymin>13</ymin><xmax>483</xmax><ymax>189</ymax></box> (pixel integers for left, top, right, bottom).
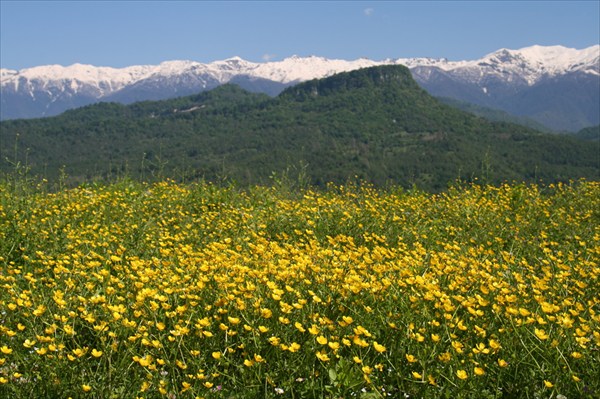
<box><xmin>0</xmin><ymin>179</ymin><xmax>598</xmax><ymax>398</ymax></box>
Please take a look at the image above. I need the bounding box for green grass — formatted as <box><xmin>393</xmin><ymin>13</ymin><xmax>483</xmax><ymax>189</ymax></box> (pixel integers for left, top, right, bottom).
<box><xmin>1</xmin><ymin>176</ymin><xmax>599</xmax><ymax>398</ymax></box>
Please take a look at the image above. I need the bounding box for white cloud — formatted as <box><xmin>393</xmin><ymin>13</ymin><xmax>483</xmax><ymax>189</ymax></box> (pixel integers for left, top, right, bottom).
<box><xmin>364</xmin><ymin>8</ymin><xmax>374</xmax><ymax>17</ymax></box>
<box><xmin>262</xmin><ymin>53</ymin><xmax>276</xmax><ymax>62</ymax></box>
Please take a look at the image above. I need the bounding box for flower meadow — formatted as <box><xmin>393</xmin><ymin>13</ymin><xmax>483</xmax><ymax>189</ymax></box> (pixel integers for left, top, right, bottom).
<box><xmin>0</xmin><ymin>179</ymin><xmax>598</xmax><ymax>398</ymax></box>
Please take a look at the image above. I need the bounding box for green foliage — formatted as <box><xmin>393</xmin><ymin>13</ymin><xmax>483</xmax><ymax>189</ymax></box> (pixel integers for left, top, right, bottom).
<box><xmin>437</xmin><ymin>96</ymin><xmax>554</xmax><ymax>132</ymax></box>
<box><xmin>1</xmin><ymin>66</ymin><xmax>598</xmax><ymax>191</ymax></box>
<box><xmin>574</xmin><ymin>125</ymin><xmax>600</xmax><ymax>141</ymax></box>
<box><xmin>0</xmin><ymin>179</ymin><xmax>598</xmax><ymax>398</ymax></box>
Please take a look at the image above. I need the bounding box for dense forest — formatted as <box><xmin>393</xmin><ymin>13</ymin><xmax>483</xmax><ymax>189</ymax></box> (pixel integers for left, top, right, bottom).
<box><xmin>1</xmin><ymin>65</ymin><xmax>598</xmax><ymax>191</ymax></box>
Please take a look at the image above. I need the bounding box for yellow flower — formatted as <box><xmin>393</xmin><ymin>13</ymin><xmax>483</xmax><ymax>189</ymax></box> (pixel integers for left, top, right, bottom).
<box><xmin>451</xmin><ymin>340</ymin><xmax>464</xmax><ymax>353</ymax></box>
<box><xmin>258</xmin><ymin>325</ymin><xmax>269</xmax><ymax>333</ymax></box>
<box><xmin>456</xmin><ymin>369</ymin><xmax>468</xmax><ymax>380</ymax></box>
<box><xmin>23</xmin><ymin>339</ymin><xmax>36</xmax><ymax>349</ymax></box>
<box><xmin>498</xmin><ymin>359</ymin><xmax>508</xmax><ymax>368</ymax></box>
<box><xmin>91</xmin><ymin>349</ymin><xmax>103</xmax><ymax>358</ymax></box>
<box><xmin>33</xmin><ymin>305</ymin><xmax>46</xmax><ymax>317</ymax></box>
<box><xmin>373</xmin><ymin>341</ymin><xmax>386</xmax><ymax>353</ymax></box>
<box><xmin>534</xmin><ymin>328</ymin><xmax>549</xmax><ymax>340</ymax></box>
<box><xmin>211</xmin><ymin>351</ymin><xmax>221</xmax><ymax>360</ymax></box>
<box><xmin>488</xmin><ymin>339</ymin><xmax>501</xmax><ymax>350</ymax></box>
<box><xmin>82</xmin><ymin>384</ymin><xmax>92</xmax><ymax>392</ymax></box>
<box><xmin>544</xmin><ymin>380</ymin><xmax>553</xmax><ymax>388</ymax></box>
<box><xmin>405</xmin><ymin>354</ymin><xmax>417</xmax><ymax>363</ymax></box>
<box><xmin>412</xmin><ymin>371</ymin><xmax>422</xmax><ymax>379</ymax></box>
<box><xmin>140</xmin><ymin>381</ymin><xmax>150</xmax><ymax>392</ymax></box>
<box><xmin>73</xmin><ymin>348</ymin><xmax>87</xmax><ymax>357</ymax></box>
<box><xmin>1</xmin><ymin>346</ymin><xmax>13</xmax><ymax>355</ymax></box>
<box><xmin>316</xmin><ymin>335</ymin><xmax>328</xmax><ymax>345</ymax></box>
<box><xmin>474</xmin><ymin>367</ymin><xmax>485</xmax><ymax>376</ymax></box>
<box><xmin>243</xmin><ymin>359</ymin><xmax>254</xmax><ymax>367</ymax></box>
<box><xmin>352</xmin><ymin>336</ymin><xmax>369</xmax><ymax>347</ymax></box>
<box><xmin>288</xmin><ymin>342</ymin><xmax>301</xmax><ymax>353</ymax></box>
<box><xmin>328</xmin><ymin>341</ymin><xmax>340</xmax><ymax>351</ymax></box>
<box><xmin>204</xmin><ymin>381</ymin><xmax>214</xmax><ymax>388</ymax></box>
<box><xmin>139</xmin><ymin>356</ymin><xmax>153</xmax><ymax>367</ymax></box>
<box><xmin>254</xmin><ymin>354</ymin><xmax>266</xmax><ymax>363</ymax></box>
<box><xmin>316</xmin><ymin>351</ymin><xmax>330</xmax><ymax>362</ymax></box>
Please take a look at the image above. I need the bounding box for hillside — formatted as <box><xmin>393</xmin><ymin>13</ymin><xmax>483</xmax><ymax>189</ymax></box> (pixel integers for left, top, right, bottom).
<box><xmin>574</xmin><ymin>125</ymin><xmax>600</xmax><ymax>141</ymax></box>
<box><xmin>1</xmin><ymin>65</ymin><xmax>598</xmax><ymax>191</ymax></box>
<box><xmin>436</xmin><ymin>97</ymin><xmax>553</xmax><ymax>132</ymax></box>
<box><xmin>2</xmin><ymin>45</ymin><xmax>598</xmax><ymax>131</ymax></box>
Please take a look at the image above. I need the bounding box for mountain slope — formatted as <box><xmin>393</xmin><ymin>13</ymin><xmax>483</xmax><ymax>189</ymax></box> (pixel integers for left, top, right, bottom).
<box><xmin>2</xmin><ymin>65</ymin><xmax>598</xmax><ymax>191</ymax></box>
<box><xmin>2</xmin><ymin>45</ymin><xmax>598</xmax><ymax>131</ymax></box>
<box><xmin>436</xmin><ymin>97</ymin><xmax>552</xmax><ymax>132</ymax></box>
<box><xmin>574</xmin><ymin>125</ymin><xmax>600</xmax><ymax>141</ymax></box>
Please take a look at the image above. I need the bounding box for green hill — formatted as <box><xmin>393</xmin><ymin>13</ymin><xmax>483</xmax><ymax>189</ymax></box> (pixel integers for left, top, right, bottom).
<box><xmin>436</xmin><ymin>96</ymin><xmax>553</xmax><ymax>132</ymax></box>
<box><xmin>574</xmin><ymin>125</ymin><xmax>600</xmax><ymax>141</ymax></box>
<box><xmin>1</xmin><ymin>65</ymin><xmax>598</xmax><ymax>191</ymax></box>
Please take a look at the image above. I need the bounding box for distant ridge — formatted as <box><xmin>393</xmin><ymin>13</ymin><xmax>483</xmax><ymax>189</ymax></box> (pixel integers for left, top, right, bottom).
<box><xmin>1</xmin><ymin>65</ymin><xmax>597</xmax><ymax>190</ymax></box>
<box><xmin>1</xmin><ymin>45</ymin><xmax>598</xmax><ymax>131</ymax></box>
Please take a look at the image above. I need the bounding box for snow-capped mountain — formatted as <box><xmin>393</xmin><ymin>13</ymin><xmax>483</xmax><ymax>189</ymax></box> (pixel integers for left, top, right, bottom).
<box><xmin>401</xmin><ymin>45</ymin><xmax>599</xmax><ymax>84</ymax></box>
<box><xmin>1</xmin><ymin>45</ymin><xmax>598</xmax><ymax>130</ymax></box>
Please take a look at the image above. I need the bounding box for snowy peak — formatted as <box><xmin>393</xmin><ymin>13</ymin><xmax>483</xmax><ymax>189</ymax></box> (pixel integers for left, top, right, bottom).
<box><xmin>2</xmin><ymin>44</ymin><xmax>597</xmax><ymax>90</ymax></box>
<box><xmin>399</xmin><ymin>45</ymin><xmax>599</xmax><ymax>85</ymax></box>
<box><xmin>251</xmin><ymin>55</ymin><xmax>380</xmax><ymax>83</ymax></box>
<box><xmin>10</xmin><ymin>63</ymin><xmax>152</xmax><ymax>85</ymax></box>
<box><xmin>475</xmin><ymin>45</ymin><xmax>600</xmax><ymax>83</ymax></box>
<box><xmin>508</xmin><ymin>44</ymin><xmax>599</xmax><ymax>73</ymax></box>
<box><xmin>1</xmin><ymin>44</ymin><xmax>598</xmax><ymax>128</ymax></box>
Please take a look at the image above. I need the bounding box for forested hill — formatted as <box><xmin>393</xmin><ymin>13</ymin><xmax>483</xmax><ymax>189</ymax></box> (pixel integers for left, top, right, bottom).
<box><xmin>1</xmin><ymin>65</ymin><xmax>598</xmax><ymax>191</ymax></box>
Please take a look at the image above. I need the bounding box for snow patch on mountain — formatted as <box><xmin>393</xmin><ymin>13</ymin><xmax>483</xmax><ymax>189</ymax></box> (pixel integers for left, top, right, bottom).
<box><xmin>397</xmin><ymin>45</ymin><xmax>599</xmax><ymax>85</ymax></box>
<box><xmin>2</xmin><ymin>45</ymin><xmax>597</xmax><ymax>96</ymax></box>
<box><xmin>1</xmin><ymin>44</ymin><xmax>598</xmax><ymax>125</ymax></box>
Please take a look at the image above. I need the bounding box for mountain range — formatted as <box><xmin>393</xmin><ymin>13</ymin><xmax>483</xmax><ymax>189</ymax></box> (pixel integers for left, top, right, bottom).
<box><xmin>1</xmin><ymin>45</ymin><xmax>598</xmax><ymax>131</ymax></box>
<box><xmin>1</xmin><ymin>64</ymin><xmax>597</xmax><ymax>191</ymax></box>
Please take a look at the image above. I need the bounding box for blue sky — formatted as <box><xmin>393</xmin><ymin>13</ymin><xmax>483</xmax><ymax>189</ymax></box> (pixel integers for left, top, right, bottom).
<box><xmin>1</xmin><ymin>1</ymin><xmax>598</xmax><ymax>70</ymax></box>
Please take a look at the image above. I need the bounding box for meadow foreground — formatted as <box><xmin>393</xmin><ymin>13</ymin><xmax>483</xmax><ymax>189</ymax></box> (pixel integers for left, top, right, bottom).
<box><xmin>1</xmin><ymin>180</ymin><xmax>598</xmax><ymax>398</ymax></box>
